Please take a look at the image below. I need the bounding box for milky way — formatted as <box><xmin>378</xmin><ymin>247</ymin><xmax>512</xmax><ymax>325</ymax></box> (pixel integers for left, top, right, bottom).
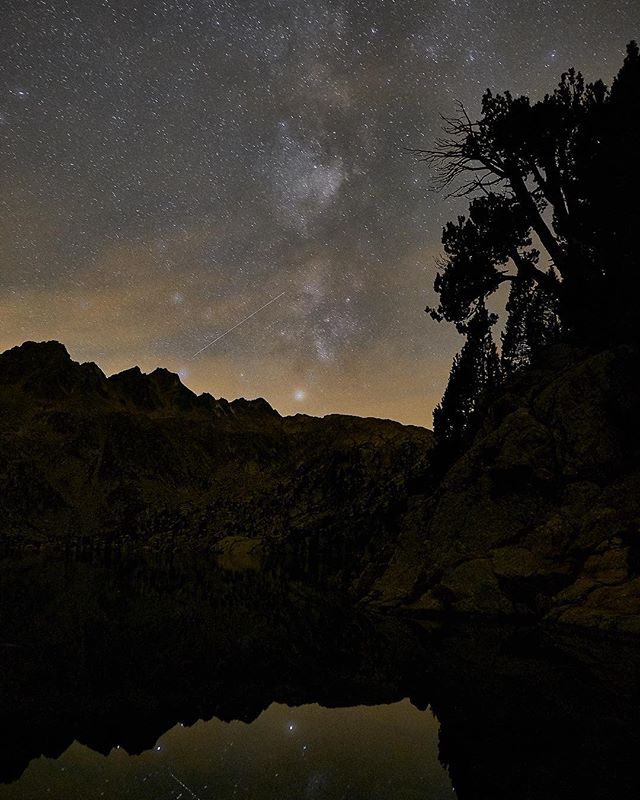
<box><xmin>0</xmin><ymin>0</ymin><xmax>637</xmax><ymax>424</ymax></box>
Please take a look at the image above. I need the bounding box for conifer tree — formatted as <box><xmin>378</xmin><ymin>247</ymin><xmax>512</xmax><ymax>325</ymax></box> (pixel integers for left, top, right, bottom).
<box><xmin>501</xmin><ymin>269</ymin><xmax>562</xmax><ymax>377</ymax></box>
<box><xmin>433</xmin><ymin>304</ymin><xmax>501</xmax><ymax>457</ymax></box>
<box><xmin>423</xmin><ymin>42</ymin><xmax>637</xmax><ymax>465</ymax></box>
<box><xmin>418</xmin><ymin>42</ymin><xmax>639</xmax><ymax>343</ymax></box>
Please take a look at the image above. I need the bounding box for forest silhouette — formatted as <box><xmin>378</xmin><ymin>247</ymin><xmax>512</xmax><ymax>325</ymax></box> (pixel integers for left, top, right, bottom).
<box><xmin>421</xmin><ymin>42</ymin><xmax>639</xmax><ymax>461</ymax></box>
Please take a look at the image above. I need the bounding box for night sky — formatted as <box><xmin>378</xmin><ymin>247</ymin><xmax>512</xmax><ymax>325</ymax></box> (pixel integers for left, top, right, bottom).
<box><xmin>1</xmin><ymin>1</ymin><xmax>637</xmax><ymax>425</ymax></box>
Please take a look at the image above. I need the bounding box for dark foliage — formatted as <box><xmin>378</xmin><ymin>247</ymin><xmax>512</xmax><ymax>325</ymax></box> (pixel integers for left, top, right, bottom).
<box><xmin>421</xmin><ymin>42</ymin><xmax>639</xmax><ymax>456</ymax></box>
<box><xmin>501</xmin><ymin>269</ymin><xmax>562</xmax><ymax>377</ymax></box>
<box><xmin>433</xmin><ymin>304</ymin><xmax>501</xmax><ymax>465</ymax></box>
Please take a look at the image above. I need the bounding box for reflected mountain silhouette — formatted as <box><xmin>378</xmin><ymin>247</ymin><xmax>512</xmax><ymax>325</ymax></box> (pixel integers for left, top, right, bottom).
<box><xmin>1</xmin><ymin>552</ymin><xmax>639</xmax><ymax>798</ymax></box>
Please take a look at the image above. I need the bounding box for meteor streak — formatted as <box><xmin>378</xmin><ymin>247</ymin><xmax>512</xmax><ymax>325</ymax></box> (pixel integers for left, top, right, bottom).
<box><xmin>191</xmin><ymin>292</ymin><xmax>285</xmax><ymax>357</ymax></box>
<box><xmin>167</xmin><ymin>768</ymin><xmax>202</xmax><ymax>799</ymax></box>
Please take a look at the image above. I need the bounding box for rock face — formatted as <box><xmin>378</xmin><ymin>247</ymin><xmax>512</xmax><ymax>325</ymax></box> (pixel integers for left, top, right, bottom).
<box><xmin>369</xmin><ymin>344</ymin><xmax>640</xmax><ymax>634</ymax></box>
<box><xmin>0</xmin><ymin>341</ymin><xmax>432</xmax><ymax>562</ymax></box>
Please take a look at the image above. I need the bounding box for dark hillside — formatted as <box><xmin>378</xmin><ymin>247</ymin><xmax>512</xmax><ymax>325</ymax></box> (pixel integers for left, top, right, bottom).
<box><xmin>0</xmin><ymin>341</ymin><xmax>432</xmax><ymax>571</ymax></box>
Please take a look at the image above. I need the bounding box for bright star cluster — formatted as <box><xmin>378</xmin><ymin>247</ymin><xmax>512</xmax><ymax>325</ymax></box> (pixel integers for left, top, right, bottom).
<box><xmin>0</xmin><ymin>0</ymin><xmax>636</xmax><ymax>423</ymax></box>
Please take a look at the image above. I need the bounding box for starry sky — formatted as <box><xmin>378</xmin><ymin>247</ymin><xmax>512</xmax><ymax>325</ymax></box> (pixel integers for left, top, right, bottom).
<box><xmin>1</xmin><ymin>0</ymin><xmax>637</xmax><ymax>425</ymax></box>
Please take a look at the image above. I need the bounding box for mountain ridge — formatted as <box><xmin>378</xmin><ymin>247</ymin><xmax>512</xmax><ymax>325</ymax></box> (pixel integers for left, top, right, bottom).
<box><xmin>0</xmin><ymin>340</ymin><xmax>432</xmax><ymax>563</ymax></box>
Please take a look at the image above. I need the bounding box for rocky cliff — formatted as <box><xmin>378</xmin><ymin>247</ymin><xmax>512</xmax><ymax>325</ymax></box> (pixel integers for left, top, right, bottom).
<box><xmin>0</xmin><ymin>341</ymin><xmax>432</xmax><ymax>562</ymax></box>
<box><xmin>369</xmin><ymin>344</ymin><xmax>640</xmax><ymax>634</ymax></box>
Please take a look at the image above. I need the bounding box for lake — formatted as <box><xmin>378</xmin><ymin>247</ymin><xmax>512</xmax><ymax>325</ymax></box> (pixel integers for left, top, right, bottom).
<box><xmin>1</xmin><ymin>551</ymin><xmax>639</xmax><ymax>799</ymax></box>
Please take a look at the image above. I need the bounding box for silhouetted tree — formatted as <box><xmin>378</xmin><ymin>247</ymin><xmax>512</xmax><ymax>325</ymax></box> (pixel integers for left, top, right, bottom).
<box><xmin>501</xmin><ymin>268</ymin><xmax>562</xmax><ymax>376</ymax></box>
<box><xmin>420</xmin><ymin>42</ymin><xmax>640</xmax><ymax>344</ymax></box>
<box><xmin>422</xmin><ymin>42</ymin><xmax>638</xmax><ymax>458</ymax></box>
<box><xmin>433</xmin><ymin>304</ymin><xmax>501</xmax><ymax>458</ymax></box>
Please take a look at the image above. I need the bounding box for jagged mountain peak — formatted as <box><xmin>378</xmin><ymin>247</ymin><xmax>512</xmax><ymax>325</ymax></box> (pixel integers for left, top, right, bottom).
<box><xmin>0</xmin><ymin>341</ymin><xmax>280</xmax><ymax>419</ymax></box>
<box><xmin>0</xmin><ymin>339</ymin><xmax>432</xmax><ymax>555</ymax></box>
<box><xmin>0</xmin><ymin>340</ymin><xmax>106</xmax><ymax>397</ymax></box>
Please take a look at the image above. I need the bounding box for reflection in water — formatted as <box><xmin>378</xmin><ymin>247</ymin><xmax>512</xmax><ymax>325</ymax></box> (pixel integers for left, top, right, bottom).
<box><xmin>1</xmin><ymin>551</ymin><xmax>640</xmax><ymax>799</ymax></box>
<box><xmin>1</xmin><ymin>701</ymin><xmax>449</xmax><ymax>799</ymax></box>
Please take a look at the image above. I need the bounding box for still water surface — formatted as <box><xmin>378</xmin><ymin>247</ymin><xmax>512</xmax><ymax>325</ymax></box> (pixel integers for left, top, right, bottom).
<box><xmin>3</xmin><ymin>701</ymin><xmax>450</xmax><ymax>799</ymax></box>
<box><xmin>1</xmin><ymin>551</ymin><xmax>639</xmax><ymax>799</ymax></box>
